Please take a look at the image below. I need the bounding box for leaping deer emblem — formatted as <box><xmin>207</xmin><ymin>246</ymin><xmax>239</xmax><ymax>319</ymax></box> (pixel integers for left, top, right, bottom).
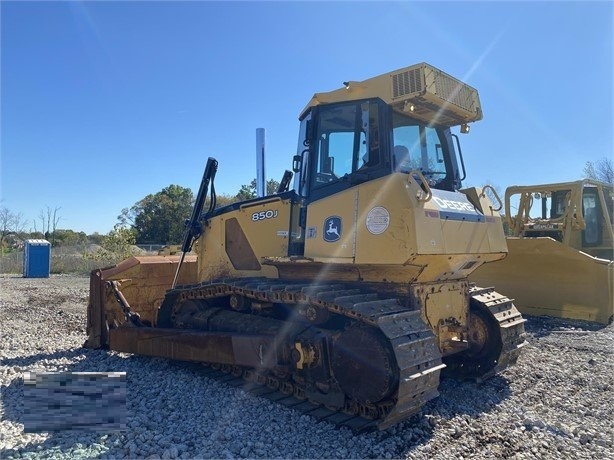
<box><xmin>324</xmin><ymin>217</ymin><xmax>341</xmax><ymax>242</ymax></box>
<box><xmin>326</xmin><ymin>220</ymin><xmax>339</xmax><ymax>238</ymax></box>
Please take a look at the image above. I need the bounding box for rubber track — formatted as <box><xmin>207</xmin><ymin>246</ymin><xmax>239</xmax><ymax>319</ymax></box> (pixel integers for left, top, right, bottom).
<box><xmin>168</xmin><ymin>278</ymin><xmax>445</xmax><ymax>431</ymax></box>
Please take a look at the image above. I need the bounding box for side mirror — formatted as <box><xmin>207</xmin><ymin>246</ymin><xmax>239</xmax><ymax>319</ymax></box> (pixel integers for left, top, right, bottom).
<box><xmin>292</xmin><ymin>155</ymin><xmax>302</xmax><ymax>173</ymax></box>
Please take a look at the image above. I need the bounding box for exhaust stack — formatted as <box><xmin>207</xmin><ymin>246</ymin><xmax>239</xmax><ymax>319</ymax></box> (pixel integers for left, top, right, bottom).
<box><xmin>256</xmin><ymin>128</ymin><xmax>266</xmax><ymax>197</ymax></box>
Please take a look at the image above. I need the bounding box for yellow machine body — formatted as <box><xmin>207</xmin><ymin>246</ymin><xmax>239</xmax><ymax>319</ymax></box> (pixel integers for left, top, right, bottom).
<box><xmin>470</xmin><ymin>180</ymin><xmax>614</xmax><ymax>324</ymax></box>
<box><xmin>197</xmin><ymin>173</ymin><xmax>507</xmax><ymax>282</ymax></box>
<box><xmin>189</xmin><ymin>173</ymin><xmax>509</xmax><ymax>345</ymax></box>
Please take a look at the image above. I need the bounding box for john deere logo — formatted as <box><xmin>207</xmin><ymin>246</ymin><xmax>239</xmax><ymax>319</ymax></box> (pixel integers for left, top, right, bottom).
<box><xmin>323</xmin><ymin>216</ymin><xmax>342</xmax><ymax>242</ymax></box>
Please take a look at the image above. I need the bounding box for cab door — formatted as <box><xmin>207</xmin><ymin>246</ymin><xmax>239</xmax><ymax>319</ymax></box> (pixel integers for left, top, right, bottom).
<box><xmin>582</xmin><ymin>188</ymin><xmax>602</xmax><ymax>247</ymax></box>
<box><xmin>301</xmin><ymin>100</ymin><xmax>383</xmax><ymax>261</ymax></box>
<box><xmin>304</xmin><ymin>190</ymin><xmax>357</xmax><ymax>261</ymax></box>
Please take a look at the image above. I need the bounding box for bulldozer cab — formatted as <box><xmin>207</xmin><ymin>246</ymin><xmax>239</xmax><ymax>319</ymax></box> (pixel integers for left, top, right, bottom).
<box><xmin>292</xmin><ymin>63</ymin><xmax>481</xmax><ymax>205</ymax></box>
<box><xmin>294</xmin><ymin>99</ymin><xmax>462</xmax><ymax>202</ymax></box>
<box><xmin>286</xmin><ymin>63</ymin><xmax>486</xmax><ymax>261</ymax></box>
<box><xmin>287</xmin><ymin>98</ymin><xmax>466</xmax><ymax>262</ymax></box>
<box><xmin>506</xmin><ymin>179</ymin><xmax>614</xmax><ymax>259</ymax></box>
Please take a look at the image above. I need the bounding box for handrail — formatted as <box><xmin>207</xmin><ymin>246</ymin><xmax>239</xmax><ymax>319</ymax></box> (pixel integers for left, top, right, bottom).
<box><xmin>408</xmin><ymin>170</ymin><xmax>432</xmax><ymax>202</ymax></box>
<box><xmin>481</xmin><ymin>185</ymin><xmax>503</xmax><ymax>212</ymax></box>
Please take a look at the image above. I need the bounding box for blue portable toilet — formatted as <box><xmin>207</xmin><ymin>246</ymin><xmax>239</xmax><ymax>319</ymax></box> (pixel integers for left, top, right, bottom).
<box><xmin>23</xmin><ymin>239</ymin><xmax>51</xmax><ymax>278</ymax></box>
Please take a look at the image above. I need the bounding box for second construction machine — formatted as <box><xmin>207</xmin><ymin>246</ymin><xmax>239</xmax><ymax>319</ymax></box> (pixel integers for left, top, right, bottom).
<box><xmin>471</xmin><ymin>179</ymin><xmax>613</xmax><ymax>324</ymax></box>
<box><xmin>87</xmin><ymin>63</ymin><xmax>526</xmax><ymax>430</ymax></box>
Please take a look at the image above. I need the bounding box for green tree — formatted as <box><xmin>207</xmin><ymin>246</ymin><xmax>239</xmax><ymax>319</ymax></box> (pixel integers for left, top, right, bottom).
<box><xmin>102</xmin><ymin>225</ymin><xmax>137</xmax><ymax>259</ymax></box>
<box><xmin>0</xmin><ymin>207</ymin><xmax>26</xmax><ymax>255</ymax></box>
<box><xmin>85</xmin><ymin>224</ymin><xmax>137</xmax><ymax>262</ymax></box>
<box><xmin>235</xmin><ymin>183</ymin><xmax>256</xmax><ymax>201</ymax></box>
<box><xmin>119</xmin><ymin>184</ymin><xmax>194</xmax><ymax>244</ymax></box>
<box><xmin>87</xmin><ymin>232</ymin><xmax>105</xmax><ymax>245</ymax></box>
<box><xmin>214</xmin><ymin>193</ymin><xmax>238</xmax><ymax>208</ymax></box>
<box><xmin>235</xmin><ymin>178</ymin><xmax>280</xmax><ymax>201</ymax></box>
<box><xmin>584</xmin><ymin>157</ymin><xmax>614</xmax><ymax>184</ymax></box>
<box><xmin>52</xmin><ymin>229</ymin><xmax>88</xmax><ymax>247</ymax></box>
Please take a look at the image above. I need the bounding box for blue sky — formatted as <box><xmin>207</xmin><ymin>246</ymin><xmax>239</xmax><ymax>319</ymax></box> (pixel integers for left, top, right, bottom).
<box><xmin>1</xmin><ymin>1</ymin><xmax>612</xmax><ymax>235</ymax></box>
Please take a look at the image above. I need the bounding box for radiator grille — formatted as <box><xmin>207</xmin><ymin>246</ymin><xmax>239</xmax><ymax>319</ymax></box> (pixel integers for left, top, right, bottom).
<box><xmin>391</xmin><ymin>65</ymin><xmax>479</xmax><ymax>115</ymax></box>
<box><xmin>434</xmin><ymin>71</ymin><xmax>477</xmax><ymax>113</ymax></box>
<box><xmin>392</xmin><ymin>69</ymin><xmax>423</xmax><ymax>98</ymax></box>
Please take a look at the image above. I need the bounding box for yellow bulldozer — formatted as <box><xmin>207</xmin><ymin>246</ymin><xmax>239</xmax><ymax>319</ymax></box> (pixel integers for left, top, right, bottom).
<box><xmin>470</xmin><ymin>179</ymin><xmax>613</xmax><ymax>324</ymax></box>
<box><xmin>86</xmin><ymin>63</ymin><xmax>526</xmax><ymax>431</ymax></box>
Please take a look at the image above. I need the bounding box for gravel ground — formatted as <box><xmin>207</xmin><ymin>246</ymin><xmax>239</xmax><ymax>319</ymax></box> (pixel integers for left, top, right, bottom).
<box><xmin>1</xmin><ymin>274</ymin><xmax>613</xmax><ymax>459</ymax></box>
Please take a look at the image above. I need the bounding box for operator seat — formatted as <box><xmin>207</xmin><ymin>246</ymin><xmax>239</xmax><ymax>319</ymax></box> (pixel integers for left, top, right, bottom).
<box><xmin>394</xmin><ymin>145</ymin><xmax>410</xmax><ymax>170</ymax></box>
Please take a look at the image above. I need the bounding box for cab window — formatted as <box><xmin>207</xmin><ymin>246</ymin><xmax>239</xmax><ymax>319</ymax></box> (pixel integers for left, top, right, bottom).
<box><xmin>582</xmin><ymin>191</ymin><xmax>601</xmax><ymax>245</ymax></box>
<box><xmin>392</xmin><ymin>112</ymin><xmax>449</xmax><ymax>187</ymax></box>
<box><xmin>311</xmin><ymin>101</ymin><xmax>380</xmax><ymax>189</ymax></box>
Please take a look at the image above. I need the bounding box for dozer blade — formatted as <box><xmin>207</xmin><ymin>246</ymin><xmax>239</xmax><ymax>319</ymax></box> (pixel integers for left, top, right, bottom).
<box><xmin>470</xmin><ymin>237</ymin><xmax>613</xmax><ymax>324</ymax></box>
<box><xmin>86</xmin><ymin>255</ymin><xmax>198</xmax><ymax>348</ymax></box>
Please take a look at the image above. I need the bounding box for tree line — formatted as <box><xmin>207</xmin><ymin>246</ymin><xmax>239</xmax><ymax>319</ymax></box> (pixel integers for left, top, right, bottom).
<box><xmin>0</xmin><ymin>178</ymin><xmax>280</xmax><ymax>253</ymax></box>
<box><xmin>115</xmin><ymin>178</ymin><xmax>280</xmax><ymax>245</ymax></box>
